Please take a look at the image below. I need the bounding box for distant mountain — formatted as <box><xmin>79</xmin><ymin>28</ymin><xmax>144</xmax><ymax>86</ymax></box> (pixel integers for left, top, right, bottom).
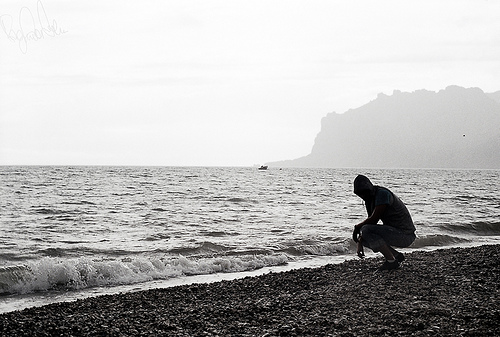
<box><xmin>269</xmin><ymin>86</ymin><xmax>500</xmax><ymax>169</ymax></box>
<box><xmin>487</xmin><ymin>91</ymin><xmax>500</xmax><ymax>104</ymax></box>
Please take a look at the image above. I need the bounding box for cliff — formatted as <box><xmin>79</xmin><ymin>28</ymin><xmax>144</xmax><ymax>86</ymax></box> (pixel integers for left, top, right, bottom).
<box><xmin>269</xmin><ymin>86</ymin><xmax>500</xmax><ymax>169</ymax></box>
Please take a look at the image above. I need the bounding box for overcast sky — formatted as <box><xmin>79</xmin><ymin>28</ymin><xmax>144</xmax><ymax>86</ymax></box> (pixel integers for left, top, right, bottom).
<box><xmin>1</xmin><ymin>0</ymin><xmax>499</xmax><ymax>167</ymax></box>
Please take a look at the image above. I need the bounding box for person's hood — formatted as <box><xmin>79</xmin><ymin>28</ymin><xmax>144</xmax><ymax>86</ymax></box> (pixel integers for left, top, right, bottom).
<box><xmin>353</xmin><ymin>175</ymin><xmax>374</xmax><ymax>196</ymax></box>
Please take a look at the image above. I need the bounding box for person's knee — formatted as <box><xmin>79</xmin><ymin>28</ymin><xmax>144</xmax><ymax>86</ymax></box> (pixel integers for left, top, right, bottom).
<box><xmin>359</xmin><ymin>226</ymin><xmax>384</xmax><ymax>252</ymax></box>
<box><xmin>360</xmin><ymin>224</ymin><xmax>377</xmax><ymax>238</ymax></box>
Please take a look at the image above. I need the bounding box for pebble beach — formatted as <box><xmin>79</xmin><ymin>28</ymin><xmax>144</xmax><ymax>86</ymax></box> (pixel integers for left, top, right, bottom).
<box><xmin>1</xmin><ymin>244</ymin><xmax>499</xmax><ymax>336</ymax></box>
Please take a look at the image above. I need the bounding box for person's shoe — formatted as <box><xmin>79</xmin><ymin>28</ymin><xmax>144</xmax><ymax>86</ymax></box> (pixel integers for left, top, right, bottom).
<box><xmin>378</xmin><ymin>260</ymin><xmax>400</xmax><ymax>271</ymax></box>
<box><xmin>395</xmin><ymin>252</ymin><xmax>405</xmax><ymax>263</ymax></box>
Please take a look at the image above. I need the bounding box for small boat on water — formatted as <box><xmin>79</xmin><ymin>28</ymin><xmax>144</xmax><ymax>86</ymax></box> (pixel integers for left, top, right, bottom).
<box><xmin>258</xmin><ymin>165</ymin><xmax>268</xmax><ymax>170</ymax></box>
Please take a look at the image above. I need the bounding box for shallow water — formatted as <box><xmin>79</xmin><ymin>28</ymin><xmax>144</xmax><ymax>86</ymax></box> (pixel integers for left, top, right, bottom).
<box><xmin>1</xmin><ymin>166</ymin><xmax>499</xmax><ymax>312</ymax></box>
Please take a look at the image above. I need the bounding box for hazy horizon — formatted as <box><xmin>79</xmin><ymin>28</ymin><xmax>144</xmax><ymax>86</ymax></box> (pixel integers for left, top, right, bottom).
<box><xmin>1</xmin><ymin>0</ymin><xmax>499</xmax><ymax>167</ymax></box>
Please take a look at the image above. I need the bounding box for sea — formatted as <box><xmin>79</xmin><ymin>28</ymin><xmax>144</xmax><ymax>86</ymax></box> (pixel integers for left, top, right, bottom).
<box><xmin>1</xmin><ymin>166</ymin><xmax>499</xmax><ymax>313</ymax></box>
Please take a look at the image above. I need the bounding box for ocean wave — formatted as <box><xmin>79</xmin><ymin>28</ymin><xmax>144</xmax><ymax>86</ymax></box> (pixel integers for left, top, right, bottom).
<box><xmin>32</xmin><ymin>207</ymin><xmax>64</xmax><ymax>215</ymax></box>
<box><xmin>438</xmin><ymin>221</ymin><xmax>500</xmax><ymax>236</ymax></box>
<box><xmin>203</xmin><ymin>231</ymin><xmax>233</xmax><ymax>237</ymax></box>
<box><xmin>411</xmin><ymin>234</ymin><xmax>470</xmax><ymax>248</ymax></box>
<box><xmin>61</xmin><ymin>200</ymin><xmax>96</xmax><ymax>205</ymax></box>
<box><xmin>279</xmin><ymin>239</ymin><xmax>351</xmax><ymax>256</ymax></box>
<box><xmin>455</xmin><ymin>195</ymin><xmax>499</xmax><ymax>203</ymax></box>
<box><xmin>38</xmin><ymin>248</ymin><xmax>68</xmax><ymax>258</ymax></box>
<box><xmin>143</xmin><ymin>233</ymin><xmax>171</xmax><ymax>241</ymax></box>
<box><xmin>0</xmin><ymin>254</ymin><xmax>288</xmax><ymax>295</ymax></box>
<box><xmin>226</xmin><ymin>197</ymin><xmax>258</xmax><ymax>204</ymax></box>
<box><xmin>151</xmin><ymin>208</ymin><xmax>168</xmax><ymax>212</ymax></box>
<box><xmin>167</xmin><ymin>242</ymin><xmax>232</xmax><ymax>255</ymax></box>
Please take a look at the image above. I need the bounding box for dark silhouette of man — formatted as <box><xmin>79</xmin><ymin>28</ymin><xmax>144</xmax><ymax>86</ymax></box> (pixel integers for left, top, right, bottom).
<box><xmin>352</xmin><ymin>175</ymin><xmax>416</xmax><ymax>270</ymax></box>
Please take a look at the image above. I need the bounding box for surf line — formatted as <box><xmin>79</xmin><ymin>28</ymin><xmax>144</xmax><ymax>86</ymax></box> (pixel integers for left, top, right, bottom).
<box><xmin>0</xmin><ymin>0</ymin><xmax>67</xmax><ymax>54</ymax></box>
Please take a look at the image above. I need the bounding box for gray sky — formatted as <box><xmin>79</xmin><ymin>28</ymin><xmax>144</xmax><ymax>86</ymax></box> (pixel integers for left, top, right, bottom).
<box><xmin>1</xmin><ymin>0</ymin><xmax>499</xmax><ymax>166</ymax></box>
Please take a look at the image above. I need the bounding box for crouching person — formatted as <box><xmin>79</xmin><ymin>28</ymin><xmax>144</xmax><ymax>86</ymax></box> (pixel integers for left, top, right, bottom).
<box><xmin>352</xmin><ymin>175</ymin><xmax>416</xmax><ymax>270</ymax></box>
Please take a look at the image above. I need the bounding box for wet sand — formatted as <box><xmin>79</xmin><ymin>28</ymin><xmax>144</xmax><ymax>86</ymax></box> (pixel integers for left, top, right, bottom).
<box><xmin>1</xmin><ymin>244</ymin><xmax>499</xmax><ymax>336</ymax></box>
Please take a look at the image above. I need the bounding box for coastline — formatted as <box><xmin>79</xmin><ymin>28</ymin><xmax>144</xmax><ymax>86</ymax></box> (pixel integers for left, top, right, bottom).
<box><xmin>1</xmin><ymin>244</ymin><xmax>499</xmax><ymax>336</ymax></box>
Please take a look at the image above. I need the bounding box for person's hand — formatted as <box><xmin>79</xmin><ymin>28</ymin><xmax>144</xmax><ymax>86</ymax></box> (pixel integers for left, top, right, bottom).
<box><xmin>352</xmin><ymin>225</ymin><xmax>361</xmax><ymax>243</ymax></box>
<box><xmin>357</xmin><ymin>244</ymin><xmax>365</xmax><ymax>259</ymax></box>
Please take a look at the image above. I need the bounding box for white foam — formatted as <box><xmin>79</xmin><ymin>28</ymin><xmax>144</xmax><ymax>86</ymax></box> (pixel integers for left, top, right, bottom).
<box><xmin>0</xmin><ymin>254</ymin><xmax>349</xmax><ymax>314</ymax></box>
<box><xmin>0</xmin><ymin>254</ymin><xmax>289</xmax><ymax>296</ymax></box>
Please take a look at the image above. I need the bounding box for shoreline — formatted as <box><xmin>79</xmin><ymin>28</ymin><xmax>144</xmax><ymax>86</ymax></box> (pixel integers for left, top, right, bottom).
<box><xmin>1</xmin><ymin>244</ymin><xmax>499</xmax><ymax>336</ymax></box>
<box><xmin>0</xmin><ymin>254</ymin><xmax>356</xmax><ymax>315</ymax></box>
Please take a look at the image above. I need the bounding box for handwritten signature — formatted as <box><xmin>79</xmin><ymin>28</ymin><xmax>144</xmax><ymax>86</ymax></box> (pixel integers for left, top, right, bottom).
<box><xmin>0</xmin><ymin>0</ymin><xmax>67</xmax><ymax>54</ymax></box>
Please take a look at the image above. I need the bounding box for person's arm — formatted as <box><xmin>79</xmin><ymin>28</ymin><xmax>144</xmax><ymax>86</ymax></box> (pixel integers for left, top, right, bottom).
<box><xmin>352</xmin><ymin>204</ymin><xmax>386</xmax><ymax>242</ymax></box>
<box><xmin>355</xmin><ymin>204</ymin><xmax>386</xmax><ymax>229</ymax></box>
